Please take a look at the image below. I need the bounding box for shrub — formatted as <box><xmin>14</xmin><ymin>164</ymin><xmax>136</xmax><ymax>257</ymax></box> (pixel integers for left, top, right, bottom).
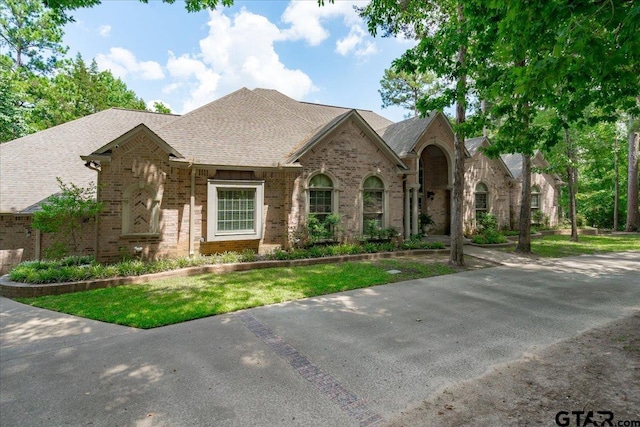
<box><xmin>32</xmin><ymin>179</ymin><xmax>103</xmax><ymax>256</ymax></box>
<box><xmin>240</xmin><ymin>249</ymin><xmax>257</xmax><ymax>263</ymax></box>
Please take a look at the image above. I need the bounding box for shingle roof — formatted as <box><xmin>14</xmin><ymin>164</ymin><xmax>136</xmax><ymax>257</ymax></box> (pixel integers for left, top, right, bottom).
<box><xmin>464</xmin><ymin>136</ymin><xmax>486</xmax><ymax>156</ymax></box>
<box><xmin>380</xmin><ymin>113</ymin><xmax>438</xmax><ymax>157</ymax></box>
<box><xmin>501</xmin><ymin>153</ymin><xmax>524</xmax><ymax>178</ymax></box>
<box><xmin>0</xmin><ymin>109</ymin><xmax>178</xmax><ymax>213</ymax></box>
<box><xmin>252</xmin><ymin>88</ymin><xmax>394</xmax><ymax>132</ymax></box>
<box><xmin>155</xmin><ymin>88</ymin><xmax>395</xmax><ymax>168</ymax></box>
<box><xmin>2</xmin><ymin>89</ymin><xmax>399</xmax><ymax>212</ymax></box>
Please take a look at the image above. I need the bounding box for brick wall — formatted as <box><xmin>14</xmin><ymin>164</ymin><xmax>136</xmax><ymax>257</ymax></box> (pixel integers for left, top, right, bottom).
<box><xmin>97</xmin><ymin>131</ymin><xmax>173</xmax><ymax>262</ymax></box>
<box><xmin>0</xmin><ymin>215</ymin><xmax>33</xmax><ymax>274</ymax></box>
<box><xmin>0</xmin><ymin>214</ymin><xmax>96</xmax><ymax>274</ymax></box>
<box><xmin>296</xmin><ymin>119</ymin><xmax>404</xmax><ymax>241</ymax></box>
<box><xmin>414</xmin><ymin>118</ymin><xmax>455</xmax><ymax>234</ymax></box>
<box><xmin>463</xmin><ymin>149</ymin><xmax>511</xmax><ymax>232</ymax></box>
<box><xmin>510</xmin><ymin>172</ymin><xmax>559</xmax><ymax>229</ymax></box>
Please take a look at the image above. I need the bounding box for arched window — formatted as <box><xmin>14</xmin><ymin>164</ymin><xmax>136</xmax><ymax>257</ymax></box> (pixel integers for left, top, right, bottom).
<box><xmin>309</xmin><ymin>174</ymin><xmax>334</xmax><ymax>223</ymax></box>
<box><xmin>363</xmin><ymin>176</ymin><xmax>385</xmax><ymax>229</ymax></box>
<box><xmin>531</xmin><ymin>185</ymin><xmax>541</xmax><ymax>211</ymax></box>
<box><xmin>475</xmin><ymin>182</ymin><xmax>488</xmax><ymax>219</ymax></box>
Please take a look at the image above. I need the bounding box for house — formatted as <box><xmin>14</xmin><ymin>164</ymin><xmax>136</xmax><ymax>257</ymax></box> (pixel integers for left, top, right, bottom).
<box><xmin>0</xmin><ymin>88</ymin><xmax>561</xmax><ymax>271</ymax></box>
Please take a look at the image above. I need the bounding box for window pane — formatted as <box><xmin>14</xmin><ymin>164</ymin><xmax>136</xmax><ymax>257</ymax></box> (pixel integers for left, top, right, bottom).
<box><xmin>363</xmin><ymin>190</ymin><xmax>383</xmax><ymax>213</ymax></box>
<box><xmin>475</xmin><ymin>193</ymin><xmax>487</xmax><ymax>209</ymax></box>
<box><xmin>310</xmin><ymin>190</ymin><xmax>332</xmax><ymax>214</ymax></box>
<box><xmin>217</xmin><ymin>188</ymin><xmax>256</xmax><ymax>232</ymax></box>
<box><xmin>531</xmin><ymin>194</ymin><xmax>540</xmax><ymax>208</ymax></box>
<box><xmin>364</xmin><ymin>176</ymin><xmax>384</xmax><ymax>189</ymax></box>
<box><xmin>309</xmin><ymin>174</ymin><xmax>333</xmax><ymax>188</ymax></box>
<box><xmin>475</xmin><ymin>182</ymin><xmax>488</xmax><ymax>192</ymax></box>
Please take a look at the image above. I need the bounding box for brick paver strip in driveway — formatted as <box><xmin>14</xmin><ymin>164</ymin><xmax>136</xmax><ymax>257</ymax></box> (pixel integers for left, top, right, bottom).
<box><xmin>237</xmin><ymin>312</ymin><xmax>384</xmax><ymax>427</ymax></box>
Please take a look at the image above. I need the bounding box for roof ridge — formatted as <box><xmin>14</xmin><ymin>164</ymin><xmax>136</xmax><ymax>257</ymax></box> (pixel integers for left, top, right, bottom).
<box><xmin>172</xmin><ymin>87</ymin><xmax>252</xmax><ymax>119</ymax></box>
<box><xmin>109</xmin><ymin>107</ymin><xmax>181</xmax><ymax>117</ymax></box>
<box><xmin>250</xmin><ymin>88</ymin><xmax>322</xmax><ymax>127</ymax></box>
<box><xmin>299</xmin><ymin>100</ymin><xmax>375</xmax><ymax>113</ymax></box>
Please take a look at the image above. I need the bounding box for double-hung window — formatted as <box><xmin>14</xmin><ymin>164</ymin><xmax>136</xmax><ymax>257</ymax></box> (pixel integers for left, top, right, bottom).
<box><xmin>207</xmin><ymin>180</ymin><xmax>264</xmax><ymax>241</ymax></box>
<box><xmin>475</xmin><ymin>182</ymin><xmax>488</xmax><ymax>220</ymax></box>
<box><xmin>308</xmin><ymin>174</ymin><xmax>334</xmax><ymax>223</ymax></box>
<box><xmin>531</xmin><ymin>185</ymin><xmax>541</xmax><ymax>211</ymax></box>
<box><xmin>363</xmin><ymin>176</ymin><xmax>385</xmax><ymax>229</ymax></box>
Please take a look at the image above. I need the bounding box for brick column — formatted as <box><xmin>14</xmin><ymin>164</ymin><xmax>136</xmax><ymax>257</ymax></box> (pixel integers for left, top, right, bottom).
<box><xmin>411</xmin><ymin>185</ymin><xmax>419</xmax><ymax>235</ymax></box>
<box><xmin>404</xmin><ymin>186</ymin><xmax>410</xmax><ymax>239</ymax></box>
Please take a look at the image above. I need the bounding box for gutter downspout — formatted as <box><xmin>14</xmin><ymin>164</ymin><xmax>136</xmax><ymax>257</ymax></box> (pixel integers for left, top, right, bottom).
<box><xmin>35</xmin><ymin>229</ymin><xmax>41</xmax><ymax>260</ymax></box>
<box><xmin>189</xmin><ymin>167</ymin><xmax>195</xmax><ymax>256</ymax></box>
<box><xmin>84</xmin><ymin>162</ymin><xmax>101</xmax><ymax>259</ymax></box>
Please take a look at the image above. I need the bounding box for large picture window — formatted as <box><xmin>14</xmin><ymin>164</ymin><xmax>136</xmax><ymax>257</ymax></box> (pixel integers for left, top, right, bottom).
<box><xmin>363</xmin><ymin>176</ymin><xmax>385</xmax><ymax>229</ymax></box>
<box><xmin>217</xmin><ymin>189</ymin><xmax>255</xmax><ymax>232</ymax></box>
<box><xmin>309</xmin><ymin>174</ymin><xmax>334</xmax><ymax>223</ymax></box>
<box><xmin>208</xmin><ymin>180</ymin><xmax>264</xmax><ymax>241</ymax></box>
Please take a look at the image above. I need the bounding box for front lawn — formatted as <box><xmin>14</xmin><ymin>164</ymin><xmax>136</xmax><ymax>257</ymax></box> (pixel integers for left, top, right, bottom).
<box><xmin>529</xmin><ymin>234</ymin><xmax>639</xmax><ymax>257</ymax></box>
<box><xmin>16</xmin><ymin>257</ymin><xmax>459</xmax><ymax>329</ymax></box>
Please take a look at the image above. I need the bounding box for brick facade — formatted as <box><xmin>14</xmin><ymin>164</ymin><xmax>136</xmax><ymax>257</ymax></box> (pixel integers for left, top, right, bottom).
<box><xmin>2</xmin><ymin>111</ymin><xmax>561</xmax><ymax>269</ymax></box>
<box><xmin>295</xmin><ymin>119</ymin><xmax>404</xmax><ymax>241</ymax></box>
<box><xmin>463</xmin><ymin>148</ymin><xmax>512</xmax><ymax>232</ymax></box>
<box><xmin>0</xmin><ymin>214</ymin><xmax>96</xmax><ymax>274</ymax></box>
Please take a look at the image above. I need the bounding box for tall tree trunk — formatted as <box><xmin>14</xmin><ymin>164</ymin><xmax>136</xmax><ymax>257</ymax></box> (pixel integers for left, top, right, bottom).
<box><xmin>449</xmin><ymin>1</ymin><xmax>466</xmax><ymax>267</ymax></box>
<box><xmin>614</xmin><ymin>136</ymin><xmax>619</xmax><ymax>231</ymax></box>
<box><xmin>516</xmin><ymin>154</ymin><xmax>532</xmax><ymax>253</ymax></box>
<box><xmin>626</xmin><ymin>114</ymin><xmax>640</xmax><ymax>231</ymax></box>
<box><xmin>565</xmin><ymin>128</ymin><xmax>578</xmax><ymax>241</ymax></box>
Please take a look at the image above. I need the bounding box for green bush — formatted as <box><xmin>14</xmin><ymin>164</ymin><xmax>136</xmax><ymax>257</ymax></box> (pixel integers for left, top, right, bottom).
<box><xmin>9</xmin><ymin>239</ymin><xmax>448</xmax><ymax>284</ymax></box>
<box><xmin>240</xmin><ymin>249</ymin><xmax>257</xmax><ymax>263</ymax></box>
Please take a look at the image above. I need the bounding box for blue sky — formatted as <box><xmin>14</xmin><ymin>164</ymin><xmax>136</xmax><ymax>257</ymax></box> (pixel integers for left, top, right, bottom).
<box><xmin>62</xmin><ymin>1</ymin><xmax>416</xmax><ymax>122</ymax></box>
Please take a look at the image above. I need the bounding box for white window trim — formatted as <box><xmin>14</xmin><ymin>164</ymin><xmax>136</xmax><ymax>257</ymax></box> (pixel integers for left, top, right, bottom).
<box><xmin>207</xmin><ymin>180</ymin><xmax>264</xmax><ymax>242</ymax></box>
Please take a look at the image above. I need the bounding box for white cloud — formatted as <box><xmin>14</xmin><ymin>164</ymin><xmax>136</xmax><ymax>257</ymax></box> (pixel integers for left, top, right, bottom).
<box><xmin>168</xmin><ymin>8</ymin><xmax>317</xmax><ymax>113</ymax></box>
<box><xmin>98</xmin><ymin>24</ymin><xmax>111</xmax><ymax>37</ymax></box>
<box><xmin>96</xmin><ymin>47</ymin><xmax>164</xmax><ymax>80</ymax></box>
<box><xmin>167</xmin><ymin>51</ymin><xmax>221</xmax><ymax>112</ymax></box>
<box><xmin>335</xmin><ymin>25</ymin><xmax>377</xmax><ymax>57</ymax></box>
<box><xmin>146</xmin><ymin>99</ymin><xmax>173</xmax><ymax>113</ymax></box>
<box><xmin>159</xmin><ymin>3</ymin><xmax>379</xmax><ymax>113</ymax></box>
<box><xmin>281</xmin><ymin>1</ymin><xmax>362</xmax><ymax>45</ymax></box>
<box><xmin>162</xmin><ymin>82</ymin><xmax>183</xmax><ymax>94</ymax></box>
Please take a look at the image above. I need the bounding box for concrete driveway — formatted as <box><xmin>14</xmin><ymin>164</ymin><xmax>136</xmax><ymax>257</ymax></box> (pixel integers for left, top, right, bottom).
<box><xmin>1</xmin><ymin>252</ymin><xmax>639</xmax><ymax>426</ymax></box>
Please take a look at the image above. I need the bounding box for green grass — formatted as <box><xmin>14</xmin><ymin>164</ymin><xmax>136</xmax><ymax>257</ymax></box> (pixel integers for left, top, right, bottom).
<box><xmin>16</xmin><ymin>258</ymin><xmax>456</xmax><ymax>329</ymax></box>
<box><xmin>528</xmin><ymin>234</ymin><xmax>639</xmax><ymax>257</ymax></box>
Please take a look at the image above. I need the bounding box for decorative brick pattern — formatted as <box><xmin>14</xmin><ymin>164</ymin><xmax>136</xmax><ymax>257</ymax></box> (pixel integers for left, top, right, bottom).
<box><xmin>237</xmin><ymin>312</ymin><xmax>385</xmax><ymax>427</ymax></box>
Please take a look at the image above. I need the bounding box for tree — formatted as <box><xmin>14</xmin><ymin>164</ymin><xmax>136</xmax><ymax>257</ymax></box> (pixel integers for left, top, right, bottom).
<box><xmin>627</xmin><ymin>113</ymin><xmax>640</xmax><ymax>231</ymax></box>
<box><xmin>0</xmin><ymin>0</ymin><xmax>69</xmax><ymax>73</ymax></box>
<box><xmin>379</xmin><ymin>67</ymin><xmax>440</xmax><ymax>118</ymax></box>
<box><xmin>44</xmin><ymin>0</ymin><xmax>233</xmax><ymax>13</ymax></box>
<box><xmin>0</xmin><ymin>65</ymin><xmax>31</xmax><ymax>142</ymax></box>
<box><xmin>32</xmin><ymin>178</ymin><xmax>103</xmax><ymax>257</ymax></box>
<box><xmin>361</xmin><ymin>0</ymin><xmax>494</xmax><ymax>266</ymax></box>
<box><xmin>26</xmin><ymin>54</ymin><xmax>147</xmax><ymax>131</ymax></box>
<box><xmin>152</xmin><ymin>101</ymin><xmax>171</xmax><ymax>114</ymax></box>
<box><xmin>480</xmin><ymin>0</ymin><xmax>640</xmax><ymax>252</ymax></box>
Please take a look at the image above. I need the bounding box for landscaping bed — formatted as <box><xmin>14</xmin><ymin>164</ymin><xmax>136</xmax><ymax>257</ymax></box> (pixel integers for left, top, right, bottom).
<box><xmin>7</xmin><ymin>240</ymin><xmax>445</xmax><ymax>285</ymax></box>
<box><xmin>11</xmin><ymin>254</ymin><xmax>491</xmax><ymax>328</ymax></box>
